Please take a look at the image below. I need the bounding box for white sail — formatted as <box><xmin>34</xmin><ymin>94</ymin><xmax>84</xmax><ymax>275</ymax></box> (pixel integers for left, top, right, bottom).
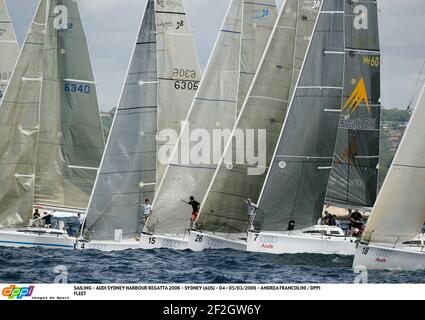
<box><xmin>363</xmin><ymin>86</ymin><xmax>425</xmax><ymax>244</ymax></box>
<box><xmin>0</xmin><ymin>0</ymin><xmax>19</xmax><ymax>102</ymax></box>
<box><xmin>147</xmin><ymin>0</ymin><xmax>277</xmax><ymax>235</ymax></box>
<box><xmin>0</xmin><ymin>0</ymin><xmax>105</xmax><ymax>228</ymax></box>
<box><xmin>155</xmin><ymin>0</ymin><xmax>202</xmax><ymax>184</ymax></box>
<box><xmin>84</xmin><ymin>0</ymin><xmax>201</xmax><ymax>240</ymax></box>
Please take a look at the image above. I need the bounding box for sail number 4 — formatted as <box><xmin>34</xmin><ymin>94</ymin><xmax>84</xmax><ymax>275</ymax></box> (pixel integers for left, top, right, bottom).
<box><xmin>64</xmin><ymin>82</ymin><xmax>91</xmax><ymax>94</ymax></box>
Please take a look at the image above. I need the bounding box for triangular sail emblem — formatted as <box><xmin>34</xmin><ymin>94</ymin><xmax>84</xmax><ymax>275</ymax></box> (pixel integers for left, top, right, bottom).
<box><xmin>342</xmin><ymin>78</ymin><xmax>370</xmax><ymax>113</ymax></box>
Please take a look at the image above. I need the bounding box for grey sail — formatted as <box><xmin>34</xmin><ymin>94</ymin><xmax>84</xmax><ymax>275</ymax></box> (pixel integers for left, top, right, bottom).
<box><xmin>34</xmin><ymin>0</ymin><xmax>105</xmax><ymax>211</ymax></box>
<box><xmin>0</xmin><ymin>0</ymin><xmax>47</xmax><ymax>227</ymax></box>
<box><xmin>0</xmin><ymin>0</ymin><xmax>104</xmax><ymax>228</ymax></box>
<box><xmin>85</xmin><ymin>0</ymin><xmax>201</xmax><ymax>240</ymax></box>
<box><xmin>325</xmin><ymin>0</ymin><xmax>381</xmax><ymax>210</ymax></box>
<box><xmin>258</xmin><ymin>0</ymin><xmax>381</xmax><ymax>232</ymax></box>
<box><xmin>197</xmin><ymin>0</ymin><xmax>320</xmax><ymax>234</ymax></box>
<box><xmin>85</xmin><ymin>0</ymin><xmax>158</xmax><ymax>240</ymax></box>
<box><xmin>0</xmin><ymin>0</ymin><xmax>20</xmax><ymax>103</ymax></box>
<box><xmin>147</xmin><ymin>0</ymin><xmax>277</xmax><ymax>235</ymax></box>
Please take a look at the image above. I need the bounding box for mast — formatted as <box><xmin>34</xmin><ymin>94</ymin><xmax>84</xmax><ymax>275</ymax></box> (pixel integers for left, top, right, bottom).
<box><xmin>196</xmin><ymin>0</ymin><xmax>320</xmax><ymax>234</ymax></box>
<box><xmin>147</xmin><ymin>0</ymin><xmax>277</xmax><ymax>236</ymax></box>
<box><xmin>325</xmin><ymin>1</ymin><xmax>381</xmax><ymax>211</ymax></box>
<box><xmin>0</xmin><ymin>0</ymin><xmax>20</xmax><ymax>103</ymax></box>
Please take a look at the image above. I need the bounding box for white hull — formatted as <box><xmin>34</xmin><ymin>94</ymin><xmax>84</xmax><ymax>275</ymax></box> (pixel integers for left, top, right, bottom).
<box><xmin>247</xmin><ymin>229</ymin><xmax>357</xmax><ymax>256</ymax></box>
<box><xmin>76</xmin><ymin>233</ymin><xmax>188</xmax><ymax>252</ymax></box>
<box><xmin>353</xmin><ymin>243</ymin><xmax>425</xmax><ymax>271</ymax></box>
<box><xmin>0</xmin><ymin>228</ymin><xmax>76</xmax><ymax>250</ymax></box>
<box><xmin>188</xmin><ymin>231</ymin><xmax>247</xmax><ymax>252</ymax></box>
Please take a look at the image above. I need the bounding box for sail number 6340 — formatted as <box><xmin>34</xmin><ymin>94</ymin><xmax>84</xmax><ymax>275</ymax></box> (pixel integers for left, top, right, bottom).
<box><xmin>64</xmin><ymin>82</ymin><xmax>91</xmax><ymax>94</ymax></box>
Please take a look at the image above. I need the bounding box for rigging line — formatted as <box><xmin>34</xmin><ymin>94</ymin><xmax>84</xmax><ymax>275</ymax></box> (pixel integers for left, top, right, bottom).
<box><xmin>407</xmin><ymin>59</ymin><xmax>425</xmax><ymax>111</ymax></box>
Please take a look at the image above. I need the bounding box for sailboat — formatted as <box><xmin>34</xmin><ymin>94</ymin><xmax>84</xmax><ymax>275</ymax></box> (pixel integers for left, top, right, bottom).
<box><xmin>77</xmin><ymin>0</ymin><xmax>201</xmax><ymax>251</ymax></box>
<box><xmin>353</xmin><ymin>86</ymin><xmax>425</xmax><ymax>271</ymax></box>
<box><xmin>187</xmin><ymin>0</ymin><xmax>321</xmax><ymax>252</ymax></box>
<box><xmin>0</xmin><ymin>0</ymin><xmax>105</xmax><ymax>250</ymax></box>
<box><xmin>144</xmin><ymin>0</ymin><xmax>277</xmax><ymax>252</ymax></box>
<box><xmin>0</xmin><ymin>0</ymin><xmax>20</xmax><ymax>103</ymax></box>
<box><xmin>247</xmin><ymin>0</ymin><xmax>381</xmax><ymax>255</ymax></box>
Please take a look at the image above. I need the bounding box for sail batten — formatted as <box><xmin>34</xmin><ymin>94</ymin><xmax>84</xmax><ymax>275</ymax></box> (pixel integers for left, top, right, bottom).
<box><xmin>148</xmin><ymin>0</ymin><xmax>278</xmax><ymax>236</ymax></box>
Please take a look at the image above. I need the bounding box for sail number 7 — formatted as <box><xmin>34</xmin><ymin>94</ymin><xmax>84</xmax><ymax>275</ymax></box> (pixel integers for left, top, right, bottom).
<box><xmin>64</xmin><ymin>82</ymin><xmax>91</xmax><ymax>94</ymax></box>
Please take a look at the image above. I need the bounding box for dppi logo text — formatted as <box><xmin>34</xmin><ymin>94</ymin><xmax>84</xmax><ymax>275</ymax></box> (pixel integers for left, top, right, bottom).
<box><xmin>2</xmin><ymin>285</ymin><xmax>34</xmax><ymax>300</ymax></box>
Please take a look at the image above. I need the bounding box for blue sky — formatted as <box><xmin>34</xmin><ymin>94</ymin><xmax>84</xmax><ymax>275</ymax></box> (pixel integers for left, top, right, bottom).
<box><xmin>6</xmin><ymin>0</ymin><xmax>425</xmax><ymax>111</ymax></box>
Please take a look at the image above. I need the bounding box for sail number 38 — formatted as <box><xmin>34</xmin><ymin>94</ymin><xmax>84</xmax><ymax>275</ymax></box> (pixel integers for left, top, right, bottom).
<box><xmin>64</xmin><ymin>82</ymin><xmax>91</xmax><ymax>94</ymax></box>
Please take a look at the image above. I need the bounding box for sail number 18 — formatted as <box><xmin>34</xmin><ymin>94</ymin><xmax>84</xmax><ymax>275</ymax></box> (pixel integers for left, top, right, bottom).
<box><xmin>64</xmin><ymin>82</ymin><xmax>91</xmax><ymax>94</ymax></box>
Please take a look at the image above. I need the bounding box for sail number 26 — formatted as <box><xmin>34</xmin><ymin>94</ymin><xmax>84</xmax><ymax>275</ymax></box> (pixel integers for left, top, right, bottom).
<box><xmin>64</xmin><ymin>82</ymin><xmax>91</xmax><ymax>94</ymax></box>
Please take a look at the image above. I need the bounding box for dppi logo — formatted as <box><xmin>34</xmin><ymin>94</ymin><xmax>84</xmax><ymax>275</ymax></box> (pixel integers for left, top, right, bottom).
<box><xmin>342</xmin><ymin>78</ymin><xmax>370</xmax><ymax>114</ymax></box>
<box><xmin>2</xmin><ymin>285</ymin><xmax>34</xmax><ymax>300</ymax></box>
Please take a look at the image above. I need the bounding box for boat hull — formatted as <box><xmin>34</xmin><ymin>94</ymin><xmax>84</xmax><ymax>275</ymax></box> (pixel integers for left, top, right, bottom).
<box><xmin>246</xmin><ymin>231</ymin><xmax>357</xmax><ymax>256</ymax></box>
<box><xmin>188</xmin><ymin>231</ymin><xmax>246</xmax><ymax>252</ymax></box>
<box><xmin>353</xmin><ymin>243</ymin><xmax>425</xmax><ymax>271</ymax></box>
<box><xmin>0</xmin><ymin>229</ymin><xmax>76</xmax><ymax>250</ymax></box>
<box><xmin>76</xmin><ymin>233</ymin><xmax>188</xmax><ymax>252</ymax></box>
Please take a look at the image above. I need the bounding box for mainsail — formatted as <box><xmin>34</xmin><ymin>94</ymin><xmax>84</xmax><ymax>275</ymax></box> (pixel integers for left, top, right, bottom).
<box><xmin>147</xmin><ymin>0</ymin><xmax>277</xmax><ymax>235</ymax></box>
<box><xmin>0</xmin><ymin>0</ymin><xmax>20</xmax><ymax>103</ymax></box>
<box><xmin>0</xmin><ymin>0</ymin><xmax>105</xmax><ymax>228</ymax></box>
<box><xmin>196</xmin><ymin>0</ymin><xmax>320</xmax><ymax>234</ymax></box>
<box><xmin>85</xmin><ymin>0</ymin><xmax>201</xmax><ymax>240</ymax></box>
<box><xmin>325</xmin><ymin>1</ymin><xmax>381</xmax><ymax>209</ymax></box>
<box><xmin>363</xmin><ymin>86</ymin><xmax>425</xmax><ymax>244</ymax></box>
<box><xmin>257</xmin><ymin>0</ymin><xmax>381</xmax><ymax>232</ymax></box>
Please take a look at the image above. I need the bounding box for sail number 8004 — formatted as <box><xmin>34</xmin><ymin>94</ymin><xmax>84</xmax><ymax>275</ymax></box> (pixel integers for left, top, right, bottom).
<box><xmin>64</xmin><ymin>82</ymin><xmax>91</xmax><ymax>94</ymax></box>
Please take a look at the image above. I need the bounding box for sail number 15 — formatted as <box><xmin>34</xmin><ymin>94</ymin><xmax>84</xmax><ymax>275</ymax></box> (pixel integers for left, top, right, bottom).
<box><xmin>64</xmin><ymin>82</ymin><xmax>91</xmax><ymax>94</ymax></box>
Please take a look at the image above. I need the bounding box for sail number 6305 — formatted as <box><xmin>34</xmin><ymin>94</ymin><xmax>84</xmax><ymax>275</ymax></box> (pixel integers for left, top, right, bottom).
<box><xmin>174</xmin><ymin>81</ymin><xmax>198</xmax><ymax>91</ymax></box>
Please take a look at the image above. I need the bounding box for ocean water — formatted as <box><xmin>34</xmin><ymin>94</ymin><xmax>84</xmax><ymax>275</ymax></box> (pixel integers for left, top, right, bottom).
<box><xmin>1</xmin><ymin>246</ymin><xmax>425</xmax><ymax>284</ymax></box>
<box><xmin>1</xmin><ymin>219</ymin><xmax>424</xmax><ymax>284</ymax></box>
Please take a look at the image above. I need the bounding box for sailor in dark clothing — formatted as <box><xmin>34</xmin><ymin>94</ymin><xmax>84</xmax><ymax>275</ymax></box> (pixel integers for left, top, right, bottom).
<box><xmin>349</xmin><ymin>210</ymin><xmax>363</xmax><ymax>229</ymax></box>
<box><xmin>182</xmin><ymin>196</ymin><xmax>200</xmax><ymax>230</ymax></box>
<box><xmin>323</xmin><ymin>211</ymin><xmax>337</xmax><ymax>226</ymax></box>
